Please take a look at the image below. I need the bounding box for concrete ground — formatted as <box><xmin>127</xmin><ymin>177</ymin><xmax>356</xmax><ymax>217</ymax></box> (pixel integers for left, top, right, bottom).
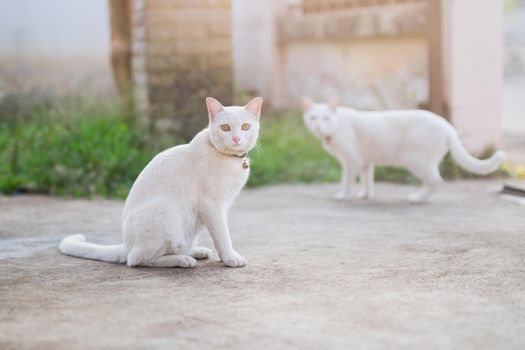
<box><xmin>1</xmin><ymin>181</ymin><xmax>524</xmax><ymax>350</ymax></box>
<box><xmin>503</xmin><ymin>132</ymin><xmax>525</xmax><ymax>166</ymax></box>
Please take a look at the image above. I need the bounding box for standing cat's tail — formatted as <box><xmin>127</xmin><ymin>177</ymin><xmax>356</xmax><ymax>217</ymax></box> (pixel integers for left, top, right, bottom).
<box><xmin>59</xmin><ymin>234</ymin><xmax>127</xmax><ymax>263</ymax></box>
<box><xmin>448</xmin><ymin>129</ymin><xmax>505</xmax><ymax>175</ymax></box>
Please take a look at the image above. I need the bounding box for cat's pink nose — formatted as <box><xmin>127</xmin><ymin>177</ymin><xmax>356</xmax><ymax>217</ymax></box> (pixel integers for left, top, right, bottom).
<box><xmin>232</xmin><ymin>136</ymin><xmax>240</xmax><ymax>144</ymax></box>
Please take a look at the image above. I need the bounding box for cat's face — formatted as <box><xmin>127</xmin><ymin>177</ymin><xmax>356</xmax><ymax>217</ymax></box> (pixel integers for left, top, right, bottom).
<box><xmin>302</xmin><ymin>97</ymin><xmax>339</xmax><ymax>139</ymax></box>
<box><xmin>207</xmin><ymin>97</ymin><xmax>263</xmax><ymax>156</ymax></box>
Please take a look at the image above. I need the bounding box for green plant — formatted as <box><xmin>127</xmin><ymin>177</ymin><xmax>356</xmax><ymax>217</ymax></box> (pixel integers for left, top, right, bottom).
<box><xmin>0</xmin><ymin>95</ymin><xmax>177</xmax><ymax>198</ymax></box>
<box><xmin>248</xmin><ymin>111</ymin><xmax>341</xmax><ymax>186</ymax></box>
<box><xmin>248</xmin><ymin>111</ymin><xmax>420</xmax><ymax>186</ymax></box>
<box><xmin>0</xmin><ymin>98</ymin><xmax>507</xmax><ymax>198</ymax></box>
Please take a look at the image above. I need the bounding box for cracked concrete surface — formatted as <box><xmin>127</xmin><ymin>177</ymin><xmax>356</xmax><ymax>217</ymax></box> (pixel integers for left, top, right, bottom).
<box><xmin>1</xmin><ymin>181</ymin><xmax>524</xmax><ymax>349</ymax></box>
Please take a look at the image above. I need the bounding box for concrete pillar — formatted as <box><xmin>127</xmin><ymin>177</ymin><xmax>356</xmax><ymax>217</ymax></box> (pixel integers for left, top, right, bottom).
<box><xmin>132</xmin><ymin>0</ymin><xmax>233</xmax><ymax>140</ymax></box>
<box><xmin>441</xmin><ymin>0</ymin><xmax>503</xmax><ymax>153</ymax></box>
<box><xmin>427</xmin><ymin>0</ymin><xmax>445</xmax><ymax>117</ymax></box>
<box><xmin>232</xmin><ymin>0</ymin><xmax>287</xmax><ymax>107</ymax></box>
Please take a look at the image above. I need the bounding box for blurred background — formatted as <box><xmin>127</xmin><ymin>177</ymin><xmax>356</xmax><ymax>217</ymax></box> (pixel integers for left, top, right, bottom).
<box><xmin>0</xmin><ymin>0</ymin><xmax>524</xmax><ymax>198</ymax></box>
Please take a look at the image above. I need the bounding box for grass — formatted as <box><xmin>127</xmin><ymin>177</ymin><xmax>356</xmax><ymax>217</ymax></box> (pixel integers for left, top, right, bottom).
<box><xmin>0</xmin><ymin>97</ymin><xmax>505</xmax><ymax>198</ymax></box>
<box><xmin>0</xmin><ymin>96</ymin><xmax>174</xmax><ymax>198</ymax></box>
<box><xmin>250</xmin><ymin>112</ymin><xmax>418</xmax><ymax>186</ymax></box>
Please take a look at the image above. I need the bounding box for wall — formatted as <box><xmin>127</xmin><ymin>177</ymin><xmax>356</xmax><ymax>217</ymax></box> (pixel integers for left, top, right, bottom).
<box><xmin>234</xmin><ymin>0</ymin><xmax>505</xmax><ymax>153</ymax></box>
<box><xmin>0</xmin><ymin>0</ymin><xmax>113</xmax><ymax>96</ymax></box>
<box><xmin>442</xmin><ymin>0</ymin><xmax>503</xmax><ymax>152</ymax></box>
<box><xmin>233</xmin><ymin>0</ymin><xmax>428</xmax><ymax>109</ymax></box>
<box><xmin>503</xmin><ymin>0</ymin><xmax>525</xmax><ymax>135</ymax></box>
<box><xmin>232</xmin><ymin>0</ymin><xmax>288</xmax><ymax>107</ymax></box>
<box><xmin>283</xmin><ymin>36</ymin><xmax>427</xmax><ymax>109</ymax></box>
<box><xmin>132</xmin><ymin>0</ymin><xmax>233</xmax><ymax>138</ymax></box>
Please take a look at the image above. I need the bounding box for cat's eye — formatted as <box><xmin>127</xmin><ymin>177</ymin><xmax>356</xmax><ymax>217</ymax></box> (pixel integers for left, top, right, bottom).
<box><xmin>241</xmin><ymin>123</ymin><xmax>251</xmax><ymax>131</ymax></box>
<box><xmin>220</xmin><ymin>124</ymin><xmax>230</xmax><ymax>132</ymax></box>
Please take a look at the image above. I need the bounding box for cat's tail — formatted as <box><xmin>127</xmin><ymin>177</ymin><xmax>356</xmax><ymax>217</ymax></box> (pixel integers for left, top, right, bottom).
<box><xmin>448</xmin><ymin>129</ymin><xmax>505</xmax><ymax>175</ymax></box>
<box><xmin>59</xmin><ymin>234</ymin><xmax>127</xmax><ymax>263</ymax></box>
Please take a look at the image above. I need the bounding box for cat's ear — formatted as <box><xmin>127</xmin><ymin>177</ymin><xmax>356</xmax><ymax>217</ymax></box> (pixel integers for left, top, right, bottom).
<box><xmin>302</xmin><ymin>96</ymin><xmax>314</xmax><ymax>112</ymax></box>
<box><xmin>244</xmin><ymin>97</ymin><xmax>264</xmax><ymax>119</ymax></box>
<box><xmin>206</xmin><ymin>97</ymin><xmax>225</xmax><ymax>121</ymax></box>
<box><xmin>329</xmin><ymin>97</ymin><xmax>340</xmax><ymax>111</ymax></box>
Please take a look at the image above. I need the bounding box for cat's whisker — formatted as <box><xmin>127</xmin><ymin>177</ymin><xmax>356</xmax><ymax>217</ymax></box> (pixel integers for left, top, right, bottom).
<box><xmin>253</xmin><ymin>142</ymin><xmax>262</xmax><ymax>154</ymax></box>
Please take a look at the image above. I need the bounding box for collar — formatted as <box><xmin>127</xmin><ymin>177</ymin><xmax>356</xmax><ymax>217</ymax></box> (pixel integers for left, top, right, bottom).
<box><xmin>224</xmin><ymin>152</ymin><xmax>250</xmax><ymax>169</ymax></box>
<box><xmin>231</xmin><ymin>153</ymin><xmax>247</xmax><ymax>159</ymax></box>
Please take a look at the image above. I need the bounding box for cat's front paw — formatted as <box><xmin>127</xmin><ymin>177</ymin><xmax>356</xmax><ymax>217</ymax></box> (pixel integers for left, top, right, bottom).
<box><xmin>334</xmin><ymin>191</ymin><xmax>350</xmax><ymax>200</ymax></box>
<box><xmin>220</xmin><ymin>251</ymin><xmax>247</xmax><ymax>268</ymax></box>
<box><xmin>408</xmin><ymin>192</ymin><xmax>426</xmax><ymax>204</ymax></box>
<box><xmin>358</xmin><ymin>190</ymin><xmax>375</xmax><ymax>200</ymax></box>
<box><xmin>356</xmin><ymin>189</ymin><xmax>367</xmax><ymax>199</ymax></box>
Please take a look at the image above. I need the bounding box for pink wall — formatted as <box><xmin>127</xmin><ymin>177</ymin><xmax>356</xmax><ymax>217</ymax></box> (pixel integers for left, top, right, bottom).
<box><xmin>443</xmin><ymin>0</ymin><xmax>503</xmax><ymax>153</ymax></box>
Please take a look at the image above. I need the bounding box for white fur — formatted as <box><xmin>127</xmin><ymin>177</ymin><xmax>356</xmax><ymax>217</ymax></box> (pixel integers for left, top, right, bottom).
<box><xmin>60</xmin><ymin>97</ymin><xmax>263</xmax><ymax>268</ymax></box>
<box><xmin>302</xmin><ymin>97</ymin><xmax>505</xmax><ymax>203</ymax></box>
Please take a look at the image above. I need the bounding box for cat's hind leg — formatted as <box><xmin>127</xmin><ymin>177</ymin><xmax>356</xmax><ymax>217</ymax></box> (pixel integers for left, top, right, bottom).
<box><xmin>189</xmin><ymin>230</ymin><xmax>212</xmax><ymax>259</ymax></box>
<box><xmin>406</xmin><ymin>162</ymin><xmax>443</xmax><ymax>203</ymax></box>
<box><xmin>133</xmin><ymin>232</ymin><xmax>200</xmax><ymax>267</ymax></box>
<box><xmin>124</xmin><ymin>200</ymin><xmax>196</xmax><ymax>268</ymax></box>
<box><xmin>127</xmin><ymin>243</ymin><xmax>197</xmax><ymax>268</ymax></box>
<box><xmin>139</xmin><ymin>254</ymin><xmax>196</xmax><ymax>268</ymax></box>
<box><xmin>124</xmin><ymin>233</ymin><xmax>166</xmax><ymax>267</ymax></box>
<box><xmin>191</xmin><ymin>247</ymin><xmax>212</xmax><ymax>260</ymax></box>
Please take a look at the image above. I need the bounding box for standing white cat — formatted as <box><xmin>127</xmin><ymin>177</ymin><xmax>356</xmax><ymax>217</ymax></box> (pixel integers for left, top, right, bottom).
<box><xmin>302</xmin><ymin>97</ymin><xmax>505</xmax><ymax>203</ymax></box>
<box><xmin>60</xmin><ymin>97</ymin><xmax>263</xmax><ymax>267</ymax></box>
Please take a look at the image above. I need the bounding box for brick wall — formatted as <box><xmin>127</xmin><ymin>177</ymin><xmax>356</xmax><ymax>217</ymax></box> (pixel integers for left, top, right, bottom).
<box><xmin>132</xmin><ymin>0</ymin><xmax>233</xmax><ymax>140</ymax></box>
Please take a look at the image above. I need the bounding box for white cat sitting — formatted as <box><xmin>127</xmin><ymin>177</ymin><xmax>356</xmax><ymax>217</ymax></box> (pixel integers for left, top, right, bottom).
<box><xmin>60</xmin><ymin>97</ymin><xmax>263</xmax><ymax>268</ymax></box>
<box><xmin>302</xmin><ymin>97</ymin><xmax>505</xmax><ymax>203</ymax></box>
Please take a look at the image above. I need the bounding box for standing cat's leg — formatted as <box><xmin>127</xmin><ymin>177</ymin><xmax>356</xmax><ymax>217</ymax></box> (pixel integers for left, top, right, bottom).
<box><xmin>365</xmin><ymin>164</ymin><xmax>375</xmax><ymax>199</ymax></box>
<box><xmin>356</xmin><ymin>168</ymin><xmax>368</xmax><ymax>198</ymax></box>
<box><xmin>335</xmin><ymin>163</ymin><xmax>350</xmax><ymax>199</ymax></box>
<box><xmin>357</xmin><ymin>164</ymin><xmax>375</xmax><ymax>199</ymax></box>
<box><xmin>199</xmin><ymin>203</ymin><xmax>246</xmax><ymax>267</ymax></box>
<box><xmin>335</xmin><ymin>164</ymin><xmax>359</xmax><ymax>200</ymax></box>
<box><xmin>406</xmin><ymin>162</ymin><xmax>443</xmax><ymax>203</ymax></box>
